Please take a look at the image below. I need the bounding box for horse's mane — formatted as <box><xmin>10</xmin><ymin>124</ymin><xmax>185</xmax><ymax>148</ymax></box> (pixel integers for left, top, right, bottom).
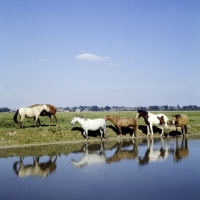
<box><xmin>75</xmin><ymin>115</ymin><xmax>87</xmax><ymax>120</ymax></box>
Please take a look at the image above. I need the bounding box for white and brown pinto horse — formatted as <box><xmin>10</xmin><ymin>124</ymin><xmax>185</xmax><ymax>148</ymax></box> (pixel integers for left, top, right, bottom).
<box><xmin>29</xmin><ymin>104</ymin><xmax>58</xmax><ymax>126</ymax></box>
<box><xmin>13</xmin><ymin>104</ymin><xmax>50</xmax><ymax>128</ymax></box>
<box><xmin>136</xmin><ymin>110</ymin><xmax>170</xmax><ymax>137</ymax></box>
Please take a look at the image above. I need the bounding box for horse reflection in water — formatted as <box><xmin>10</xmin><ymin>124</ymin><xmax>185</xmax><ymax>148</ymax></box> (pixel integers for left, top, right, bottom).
<box><xmin>174</xmin><ymin>137</ymin><xmax>189</xmax><ymax>162</ymax></box>
<box><xmin>106</xmin><ymin>140</ymin><xmax>138</xmax><ymax>164</ymax></box>
<box><xmin>71</xmin><ymin>143</ymin><xmax>106</xmax><ymax>167</ymax></box>
<box><xmin>13</xmin><ymin>156</ymin><xmax>57</xmax><ymax>178</ymax></box>
<box><xmin>138</xmin><ymin>138</ymin><xmax>170</xmax><ymax>165</ymax></box>
<box><xmin>71</xmin><ymin>140</ymin><xmax>138</xmax><ymax>167</ymax></box>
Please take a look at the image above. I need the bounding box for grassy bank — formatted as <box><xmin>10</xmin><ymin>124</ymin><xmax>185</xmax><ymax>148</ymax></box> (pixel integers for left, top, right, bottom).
<box><xmin>0</xmin><ymin>111</ymin><xmax>200</xmax><ymax>147</ymax></box>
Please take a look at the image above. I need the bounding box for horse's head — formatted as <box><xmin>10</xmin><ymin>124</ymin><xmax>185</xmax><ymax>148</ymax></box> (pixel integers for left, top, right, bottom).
<box><xmin>43</xmin><ymin>104</ymin><xmax>50</xmax><ymax>113</ymax></box>
<box><xmin>105</xmin><ymin>115</ymin><xmax>110</xmax><ymax>120</ymax></box>
<box><xmin>136</xmin><ymin>110</ymin><xmax>147</xmax><ymax>119</ymax></box>
<box><xmin>71</xmin><ymin>116</ymin><xmax>78</xmax><ymax>125</ymax></box>
<box><xmin>172</xmin><ymin>114</ymin><xmax>181</xmax><ymax>125</ymax></box>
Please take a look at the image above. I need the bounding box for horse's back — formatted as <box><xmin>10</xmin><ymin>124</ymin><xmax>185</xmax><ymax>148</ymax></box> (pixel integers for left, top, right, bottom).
<box><xmin>180</xmin><ymin>114</ymin><xmax>188</xmax><ymax>125</ymax></box>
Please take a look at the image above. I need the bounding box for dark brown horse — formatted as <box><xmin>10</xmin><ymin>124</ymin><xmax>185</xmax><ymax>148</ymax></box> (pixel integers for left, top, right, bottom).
<box><xmin>29</xmin><ymin>104</ymin><xmax>57</xmax><ymax>126</ymax></box>
<box><xmin>105</xmin><ymin>115</ymin><xmax>137</xmax><ymax>138</ymax></box>
<box><xmin>172</xmin><ymin>114</ymin><xmax>188</xmax><ymax>136</ymax></box>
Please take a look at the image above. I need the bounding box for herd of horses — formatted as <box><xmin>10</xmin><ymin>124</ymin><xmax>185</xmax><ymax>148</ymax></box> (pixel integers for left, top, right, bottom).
<box><xmin>13</xmin><ymin>104</ymin><xmax>189</xmax><ymax>141</ymax></box>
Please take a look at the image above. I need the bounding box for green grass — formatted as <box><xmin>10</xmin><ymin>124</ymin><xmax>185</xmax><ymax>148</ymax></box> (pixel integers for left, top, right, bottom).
<box><xmin>0</xmin><ymin>111</ymin><xmax>200</xmax><ymax>146</ymax></box>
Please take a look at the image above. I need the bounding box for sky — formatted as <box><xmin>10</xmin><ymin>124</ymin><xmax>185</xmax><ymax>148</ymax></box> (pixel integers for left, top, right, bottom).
<box><xmin>0</xmin><ymin>0</ymin><xmax>199</xmax><ymax>109</ymax></box>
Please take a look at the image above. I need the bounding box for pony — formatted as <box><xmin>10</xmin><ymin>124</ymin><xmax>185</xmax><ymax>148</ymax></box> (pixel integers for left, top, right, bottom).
<box><xmin>172</xmin><ymin>114</ymin><xmax>188</xmax><ymax>136</ymax></box>
<box><xmin>71</xmin><ymin>116</ymin><xmax>108</xmax><ymax>141</ymax></box>
<box><xmin>71</xmin><ymin>143</ymin><xmax>106</xmax><ymax>167</ymax></box>
<box><xmin>13</xmin><ymin>156</ymin><xmax>57</xmax><ymax>178</ymax></box>
<box><xmin>105</xmin><ymin>115</ymin><xmax>137</xmax><ymax>138</ymax></box>
<box><xmin>29</xmin><ymin>104</ymin><xmax>57</xmax><ymax>126</ymax></box>
<box><xmin>13</xmin><ymin>104</ymin><xmax>50</xmax><ymax>128</ymax></box>
<box><xmin>136</xmin><ymin>110</ymin><xmax>170</xmax><ymax>137</ymax></box>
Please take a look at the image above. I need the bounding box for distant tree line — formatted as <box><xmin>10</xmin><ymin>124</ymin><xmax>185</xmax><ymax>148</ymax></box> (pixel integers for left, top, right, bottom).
<box><xmin>0</xmin><ymin>107</ymin><xmax>11</xmax><ymax>112</ymax></box>
<box><xmin>1</xmin><ymin>104</ymin><xmax>199</xmax><ymax>113</ymax></box>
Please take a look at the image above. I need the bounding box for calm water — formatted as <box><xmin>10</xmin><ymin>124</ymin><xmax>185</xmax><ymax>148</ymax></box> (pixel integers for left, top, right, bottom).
<box><xmin>0</xmin><ymin>136</ymin><xmax>200</xmax><ymax>200</ymax></box>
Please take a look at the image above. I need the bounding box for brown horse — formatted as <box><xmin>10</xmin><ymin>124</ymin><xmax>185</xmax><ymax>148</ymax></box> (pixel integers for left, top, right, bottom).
<box><xmin>105</xmin><ymin>115</ymin><xmax>137</xmax><ymax>138</ymax></box>
<box><xmin>172</xmin><ymin>114</ymin><xmax>188</xmax><ymax>136</ymax></box>
<box><xmin>29</xmin><ymin>104</ymin><xmax>57</xmax><ymax>126</ymax></box>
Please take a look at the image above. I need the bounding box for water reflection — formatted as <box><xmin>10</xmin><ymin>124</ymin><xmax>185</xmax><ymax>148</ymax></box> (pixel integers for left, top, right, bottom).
<box><xmin>138</xmin><ymin>138</ymin><xmax>171</xmax><ymax>165</ymax></box>
<box><xmin>6</xmin><ymin>137</ymin><xmax>191</xmax><ymax>178</ymax></box>
<box><xmin>71</xmin><ymin>143</ymin><xmax>106</xmax><ymax>167</ymax></box>
<box><xmin>106</xmin><ymin>139</ymin><xmax>138</xmax><ymax>163</ymax></box>
<box><xmin>13</xmin><ymin>156</ymin><xmax>57</xmax><ymax>178</ymax></box>
<box><xmin>174</xmin><ymin>137</ymin><xmax>189</xmax><ymax>162</ymax></box>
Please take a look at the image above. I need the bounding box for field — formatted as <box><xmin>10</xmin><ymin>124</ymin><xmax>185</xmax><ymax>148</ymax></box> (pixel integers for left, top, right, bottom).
<box><xmin>0</xmin><ymin>111</ymin><xmax>200</xmax><ymax>147</ymax></box>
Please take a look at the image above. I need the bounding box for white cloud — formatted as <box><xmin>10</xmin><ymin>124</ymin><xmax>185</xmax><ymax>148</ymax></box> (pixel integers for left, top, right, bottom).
<box><xmin>75</xmin><ymin>53</ymin><xmax>118</xmax><ymax>66</ymax></box>
<box><xmin>75</xmin><ymin>53</ymin><xmax>111</xmax><ymax>62</ymax></box>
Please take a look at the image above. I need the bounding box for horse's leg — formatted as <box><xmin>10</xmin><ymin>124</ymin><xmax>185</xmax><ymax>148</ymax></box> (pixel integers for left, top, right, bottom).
<box><xmin>53</xmin><ymin>114</ymin><xmax>58</xmax><ymax>126</ymax></box>
<box><xmin>160</xmin><ymin>126</ymin><xmax>165</xmax><ymax>137</ymax></box>
<box><xmin>100</xmin><ymin>128</ymin><xmax>103</xmax><ymax>140</ymax></box>
<box><xmin>85</xmin><ymin>130</ymin><xmax>89</xmax><ymax>141</ymax></box>
<box><xmin>35</xmin><ymin>116</ymin><xmax>39</xmax><ymax>128</ymax></box>
<box><xmin>147</xmin><ymin>126</ymin><xmax>151</xmax><ymax>137</ymax></box>
<box><xmin>149</xmin><ymin>124</ymin><xmax>154</xmax><ymax>137</ymax></box>
<box><xmin>118</xmin><ymin>126</ymin><xmax>122</xmax><ymax>138</ymax></box>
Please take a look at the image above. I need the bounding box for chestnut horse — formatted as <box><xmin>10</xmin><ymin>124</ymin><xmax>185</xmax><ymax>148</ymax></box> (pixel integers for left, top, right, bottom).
<box><xmin>29</xmin><ymin>104</ymin><xmax>57</xmax><ymax>126</ymax></box>
<box><xmin>172</xmin><ymin>114</ymin><xmax>188</xmax><ymax>136</ymax></box>
<box><xmin>105</xmin><ymin>115</ymin><xmax>137</xmax><ymax>138</ymax></box>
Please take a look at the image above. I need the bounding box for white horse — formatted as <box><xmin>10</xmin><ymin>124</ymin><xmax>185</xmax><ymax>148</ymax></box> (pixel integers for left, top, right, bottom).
<box><xmin>13</xmin><ymin>104</ymin><xmax>50</xmax><ymax>128</ymax></box>
<box><xmin>136</xmin><ymin>110</ymin><xmax>170</xmax><ymax>137</ymax></box>
<box><xmin>71</xmin><ymin>143</ymin><xmax>106</xmax><ymax>167</ymax></box>
<box><xmin>71</xmin><ymin>116</ymin><xmax>108</xmax><ymax>141</ymax></box>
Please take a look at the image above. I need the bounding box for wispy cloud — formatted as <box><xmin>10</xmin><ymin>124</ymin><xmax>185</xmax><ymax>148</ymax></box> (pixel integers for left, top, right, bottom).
<box><xmin>75</xmin><ymin>53</ymin><xmax>110</xmax><ymax>62</ymax></box>
<box><xmin>38</xmin><ymin>58</ymin><xmax>47</xmax><ymax>62</ymax></box>
<box><xmin>75</xmin><ymin>53</ymin><xmax>118</xmax><ymax>66</ymax></box>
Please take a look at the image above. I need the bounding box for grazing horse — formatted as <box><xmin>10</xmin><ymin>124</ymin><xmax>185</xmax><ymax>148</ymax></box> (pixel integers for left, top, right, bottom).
<box><xmin>13</xmin><ymin>156</ymin><xmax>57</xmax><ymax>178</ymax></box>
<box><xmin>13</xmin><ymin>104</ymin><xmax>50</xmax><ymax>128</ymax></box>
<box><xmin>29</xmin><ymin>104</ymin><xmax>57</xmax><ymax>126</ymax></box>
<box><xmin>136</xmin><ymin>110</ymin><xmax>170</xmax><ymax>137</ymax></box>
<box><xmin>71</xmin><ymin>116</ymin><xmax>108</xmax><ymax>141</ymax></box>
<box><xmin>172</xmin><ymin>114</ymin><xmax>188</xmax><ymax>136</ymax></box>
<box><xmin>105</xmin><ymin>115</ymin><xmax>137</xmax><ymax>138</ymax></box>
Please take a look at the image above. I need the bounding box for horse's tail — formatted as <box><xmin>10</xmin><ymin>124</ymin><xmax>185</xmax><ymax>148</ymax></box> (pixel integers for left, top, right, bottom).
<box><xmin>13</xmin><ymin>161</ymin><xmax>19</xmax><ymax>175</ymax></box>
<box><xmin>13</xmin><ymin>110</ymin><xmax>19</xmax><ymax>124</ymax></box>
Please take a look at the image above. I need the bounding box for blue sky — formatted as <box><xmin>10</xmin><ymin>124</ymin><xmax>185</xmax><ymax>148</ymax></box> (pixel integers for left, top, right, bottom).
<box><xmin>0</xmin><ymin>0</ymin><xmax>199</xmax><ymax>109</ymax></box>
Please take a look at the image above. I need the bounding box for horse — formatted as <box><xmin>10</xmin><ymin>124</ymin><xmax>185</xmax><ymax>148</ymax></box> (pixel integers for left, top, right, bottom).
<box><xmin>172</xmin><ymin>114</ymin><xmax>188</xmax><ymax>136</ymax></box>
<box><xmin>13</xmin><ymin>156</ymin><xmax>57</xmax><ymax>178</ymax></box>
<box><xmin>29</xmin><ymin>104</ymin><xmax>57</xmax><ymax>126</ymax></box>
<box><xmin>71</xmin><ymin>116</ymin><xmax>108</xmax><ymax>141</ymax></box>
<box><xmin>71</xmin><ymin>143</ymin><xmax>106</xmax><ymax>167</ymax></box>
<box><xmin>13</xmin><ymin>104</ymin><xmax>50</xmax><ymax>128</ymax></box>
<box><xmin>136</xmin><ymin>110</ymin><xmax>170</xmax><ymax>137</ymax></box>
<box><xmin>105</xmin><ymin>115</ymin><xmax>137</xmax><ymax>138</ymax></box>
